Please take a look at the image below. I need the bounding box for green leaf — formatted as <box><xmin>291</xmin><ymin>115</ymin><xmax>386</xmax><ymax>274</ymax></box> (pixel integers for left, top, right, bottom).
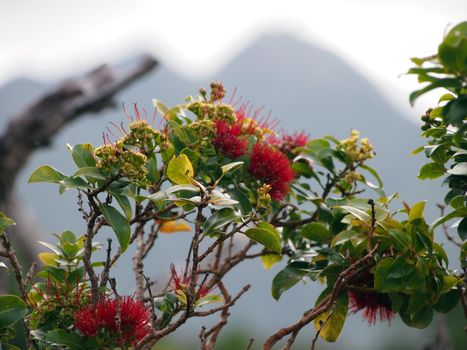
<box><xmin>387</xmin><ymin>229</ymin><xmax>412</xmax><ymax>251</ymax></box>
<box><xmin>314</xmin><ymin>291</ymin><xmax>348</xmax><ymax>342</ymax></box>
<box><xmin>409</xmin><ymin>201</ymin><xmax>426</xmax><ymax>222</ymax></box>
<box><xmin>113</xmin><ymin>193</ymin><xmax>132</xmax><ymax>220</ymax></box>
<box><xmin>360</xmin><ymin>164</ymin><xmax>383</xmax><ymax>188</ymax></box>
<box><xmin>271</xmin><ymin>264</ymin><xmax>309</xmax><ymax>300</ymax></box>
<box><xmin>148</xmin><ymin>191</ymin><xmax>168</xmax><ymax>210</ymax></box>
<box><xmin>447</xmin><ymin>162</ymin><xmax>467</xmax><ymax>176</ymax></box>
<box><xmin>0</xmin><ymin>295</ymin><xmax>28</xmax><ymax>329</ymax></box>
<box><xmin>458</xmin><ymin>216</ymin><xmax>467</xmax><ymax>241</ymax></box>
<box><xmin>38</xmin><ymin>252</ymin><xmax>58</xmax><ymax>266</ymax></box>
<box><xmin>400</xmin><ymin>305</ymin><xmax>433</xmax><ymax>329</ymax></box>
<box><xmin>438</xmin><ymin>22</ymin><xmax>467</xmax><ymax>75</ymax></box>
<box><xmin>68</xmin><ymin>143</ymin><xmax>96</xmax><ymax>168</ymax></box>
<box><xmin>99</xmin><ymin>203</ymin><xmax>130</xmax><ymax>252</ymax></box>
<box><xmin>374</xmin><ymin>258</ymin><xmax>397</xmax><ymax>292</ymax></box>
<box><xmin>418</xmin><ymin>163</ymin><xmax>446</xmax><ymax>180</ymax></box>
<box><xmin>261</xmin><ymin>254</ymin><xmax>282</xmax><ymax>270</ymax></box>
<box><xmin>220</xmin><ymin>161</ymin><xmax>244</xmax><ymax>174</ymax></box>
<box><xmin>167</xmin><ymin>154</ymin><xmax>194</xmax><ymax>184</ymax></box>
<box><xmin>433</xmin><ymin>289</ymin><xmax>460</xmax><ymax>313</ymax></box>
<box><xmin>443</xmin><ymin>96</ymin><xmax>467</xmax><ymax>124</ymax></box>
<box><xmin>194</xmin><ymin>294</ymin><xmax>223</xmax><ymax>308</ymax></box>
<box><xmin>430</xmin><ymin>207</ymin><xmax>467</xmax><ymax>231</ymax></box>
<box><xmin>409</xmin><ymin>79</ymin><xmax>461</xmax><ymax>106</ymax></box>
<box><xmin>244</xmin><ymin>223</ymin><xmax>281</xmax><ymax>253</ymax></box>
<box><xmin>301</xmin><ymin>223</ymin><xmax>330</xmax><ymax>242</ymax></box>
<box><xmin>58</xmin><ymin>176</ymin><xmax>92</xmax><ymax>194</ymax></box>
<box><xmin>331</xmin><ymin>230</ymin><xmax>365</xmax><ymax>248</ymax></box>
<box><xmin>73</xmin><ymin>167</ymin><xmax>106</xmax><ymax>180</ymax></box>
<box><xmin>43</xmin><ymin>329</ymin><xmax>89</xmax><ymax>350</ymax></box>
<box><xmin>203</xmin><ymin>208</ymin><xmax>237</xmax><ymax>236</ymax></box>
<box><xmin>387</xmin><ymin>256</ymin><xmax>415</xmax><ymax>279</ymax></box>
<box><xmin>438</xmin><ymin>93</ymin><xmax>456</xmax><ymax>103</ymax></box>
<box><xmin>28</xmin><ymin>165</ymin><xmax>66</xmax><ymax>184</ymax></box>
<box><xmin>0</xmin><ymin>211</ymin><xmax>15</xmax><ymax>233</ymax></box>
<box><xmin>339</xmin><ymin>205</ymin><xmax>371</xmax><ymax>225</ymax></box>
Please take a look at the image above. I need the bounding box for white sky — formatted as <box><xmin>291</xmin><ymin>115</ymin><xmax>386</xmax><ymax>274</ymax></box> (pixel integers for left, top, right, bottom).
<box><xmin>1</xmin><ymin>0</ymin><xmax>466</xmax><ymax>119</ymax></box>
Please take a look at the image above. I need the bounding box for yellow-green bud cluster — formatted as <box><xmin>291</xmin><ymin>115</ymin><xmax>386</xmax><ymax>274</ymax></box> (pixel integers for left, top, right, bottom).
<box><xmin>344</xmin><ymin>171</ymin><xmax>362</xmax><ymax>184</ymax></box>
<box><xmin>95</xmin><ymin>142</ymin><xmax>148</xmax><ymax>185</ymax></box>
<box><xmin>257</xmin><ymin>184</ymin><xmax>272</xmax><ymax>210</ymax></box>
<box><xmin>341</xmin><ymin>130</ymin><xmax>374</xmax><ymax>163</ymax></box>
<box><xmin>124</xmin><ymin>120</ymin><xmax>163</xmax><ymax>154</ymax></box>
<box><xmin>187</xmin><ymin>101</ymin><xmax>236</xmax><ymax>122</ymax></box>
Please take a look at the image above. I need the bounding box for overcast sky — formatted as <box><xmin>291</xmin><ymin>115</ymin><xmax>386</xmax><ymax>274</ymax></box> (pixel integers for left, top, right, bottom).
<box><xmin>1</xmin><ymin>0</ymin><xmax>466</xmax><ymax>118</ymax></box>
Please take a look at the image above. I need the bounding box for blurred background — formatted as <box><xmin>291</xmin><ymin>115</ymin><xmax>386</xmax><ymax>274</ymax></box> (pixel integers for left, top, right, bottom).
<box><xmin>1</xmin><ymin>1</ymin><xmax>466</xmax><ymax>349</ymax></box>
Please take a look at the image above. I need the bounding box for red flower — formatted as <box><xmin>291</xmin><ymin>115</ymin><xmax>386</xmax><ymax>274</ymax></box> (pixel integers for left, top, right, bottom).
<box><xmin>348</xmin><ymin>290</ymin><xmax>394</xmax><ymax>325</ymax></box>
<box><xmin>74</xmin><ymin>296</ymin><xmax>151</xmax><ymax>345</ymax></box>
<box><xmin>267</xmin><ymin>131</ymin><xmax>309</xmax><ymax>158</ymax></box>
<box><xmin>235</xmin><ymin>103</ymin><xmax>278</xmax><ymax>135</ymax></box>
<box><xmin>248</xmin><ymin>143</ymin><xmax>295</xmax><ymax>201</ymax></box>
<box><xmin>213</xmin><ymin>120</ymin><xmax>248</xmax><ymax>159</ymax></box>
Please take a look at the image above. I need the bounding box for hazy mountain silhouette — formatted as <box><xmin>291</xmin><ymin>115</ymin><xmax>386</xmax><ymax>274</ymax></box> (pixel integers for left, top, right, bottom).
<box><xmin>0</xmin><ymin>33</ymin><xmax>443</xmax><ymax>349</ymax></box>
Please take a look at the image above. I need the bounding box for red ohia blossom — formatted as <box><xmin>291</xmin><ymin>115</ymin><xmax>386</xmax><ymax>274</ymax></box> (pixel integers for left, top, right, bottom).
<box><xmin>267</xmin><ymin>131</ymin><xmax>309</xmax><ymax>157</ymax></box>
<box><xmin>74</xmin><ymin>296</ymin><xmax>151</xmax><ymax>345</ymax></box>
<box><xmin>348</xmin><ymin>290</ymin><xmax>394</xmax><ymax>325</ymax></box>
<box><xmin>213</xmin><ymin>120</ymin><xmax>248</xmax><ymax>159</ymax></box>
<box><xmin>248</xmin><ymin>143</ymin><xmax>295</xmax><ymax>201</ymax></box>
<box><xmin>235</xmin><ymin>103</ymin><xmax>279</xmax><ymax>135</ymax></box>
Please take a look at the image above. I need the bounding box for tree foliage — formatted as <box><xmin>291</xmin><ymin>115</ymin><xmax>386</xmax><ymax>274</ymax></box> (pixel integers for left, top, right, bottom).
<box><xmin>0</xmin><ymin>21</ymin><xmax>466</xmax><ymax>350</ymax></box>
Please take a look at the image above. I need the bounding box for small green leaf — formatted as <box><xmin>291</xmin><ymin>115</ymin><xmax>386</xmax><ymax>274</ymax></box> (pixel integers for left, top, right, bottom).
<box><xmin>195</xmin><ymin>294</ymin><xmax>223</xmax><ymax>308</ymax></box>
<box><xmin>339</xmin><ymin>206</ymin><xmax>371</xmax><ymax>225</ymax></box>
<box><xmin>447</xmin><ymin>162</ymin><xmax>467</xmax><ymax>176</ymax></box>
<box><xmin>433</xmin><ymin>289</ymin><xmax>460</xmax><ymax>313</ymax></box>
<box><xmin>68</xmin><ymin>143</ymin><xmax>96</xmax><ymax>168</ymax></box>
<box><xmin>38</xmin><ymin>252</ymin><xmax>58</xmax><ymax>266</ymax></box>
<box><xmin>314</xmin><ymin>291</ymin><xmax>348</xmax><ymax>342</ymax></box>
<box><xmin>261</xmin><ymin>254</ymin><xmax>282</xmax><ymax>270</ymax></box>
<box><xmin>58</xmin><ymin>176</ymin><xmax>91</xmax><ymax>194</ymax></box>
<box><xmin>430</xmin><ymin>207</ymin><xmax>467</xmax><ymax>231</ymax></box>
<box><xmin>0</xmin><ymin>211</ymin><xmax>15</xmax><ymax>233</ymax></box>
<box><xmin>0</xmin><ymin>295</ymin><xmax>28</xmax><ymax>329</ymax></box>
<box><xmin>203</xmin><ymin>208</ymin><xmax>237</xmax><ymax>236</ymax></box>
<box><xmin>400</xmin><ymin>305</ymin><xmax>433</xmax><ymax>329</ymax></box>
<box><xmin>73</xmin><ymin>167</ymin><xmax>106</xmax><ymax>180</ymax></box>
<box><xmin>387</xmin><ymin>229</ymin><xmax>412</xmax><ymax>251</ymax></box>
<box><xmin>387</xmin><ymin>256</ymin><xmax>414</xmax><ymax>279</ymax></box>
<box><xmin>418</xmin><ymin>163</ymin><xmax>446</xmax><ymax>180</ymax></box>
<box><xmin>438</xmin><ymin>93</ymin><xmax>456</xmax><ymax>103</ymax></box>
<box><xmin>331</xmin><ymin>230</ymin><xmax>365</xmax><ymax>247</ymax></box>
<box><xmin>409</xmin><ymin>79</ymin><xmax>460</xmax><ymax>106</ymax></box>
<box><xmin>113</xmin><ymin>193</ymin><xmax>132</xmax><ymax>220</ymax></box>
<box><xmin>244</xmin><ymin>223</ymin><xmax>281</xmax><ymax>253</ymax></box>
<box><xmin>99</xmin><ymin>204</ymin><xmax>130</xmax><ymax>252</ymax></box>
<box><xmin>167</xmin><ymin>154</ymin><xmax>194</xmax><ymax>184</ymax></box>
<box><xmin>443</xmin><ymin>96</ymin><xmax>467</xmax><ymax>124</ymax></box>
<box><xmin>271</xmin><ymin>264</ymin><xmax>309</xmax><ymax>300</ymax></box>
<box><xmin>220</xmin><ymin>161</ymin><xmax>244</xmax><ymax>174</ymax></box>
<box><xmin>43</xmin><ymin>329</ymin><xmax>89</xmax><ymax>350</ymax></box>
<box><xmin>458</xmin><ymin>217</ymin><xmax>467</xmax><ymax>241</ymax></box>
<box><xmin>28</xmin><ymin>165</ymin><xmax>66</xmax><ymax>184</ymax></box>
<box><xmin>301</xmin><ymin>223</ymin><xmax>330</xmax><ymax>242</ymax></box>
<box><xmin>409</xmin><ymin>201</ymin><xmax>426</xmax><ymax>222</ymax></box>
<box><xmin>360</xmin><ymin>164</ymin><xmax>383</xmax><ymax>188</ymax></box>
